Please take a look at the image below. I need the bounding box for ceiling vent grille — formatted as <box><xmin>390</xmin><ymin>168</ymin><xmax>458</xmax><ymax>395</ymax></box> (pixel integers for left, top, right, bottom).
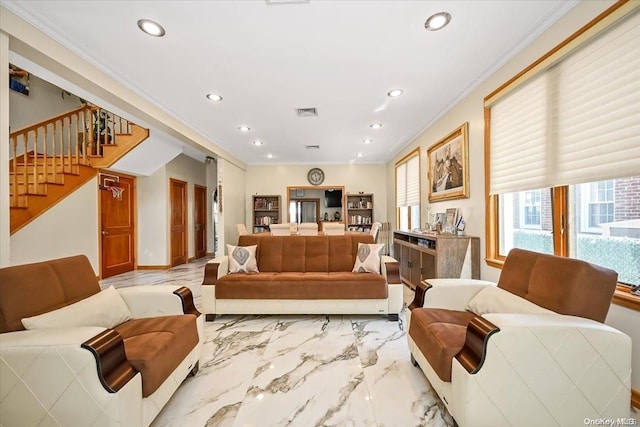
<box><xmin>266</xmin><ymin>0</ymin><xmax>310</xmax><ymax>4</ymax></box>
<box><xmin>296</xmin><ymin>107</ymin><xmax>318</xmax><ymax>117</ymax></box>
<box><xmin>305</xmin><ymin>145</ymin><xmax>320</xmax><ymax>150</ymax></box>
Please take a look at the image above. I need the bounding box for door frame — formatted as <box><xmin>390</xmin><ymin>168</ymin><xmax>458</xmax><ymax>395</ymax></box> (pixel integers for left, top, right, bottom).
<box><xmin>194</xmin><ymin>184</ymin><xmax>207</xmax><ymax>259</ymax></box>
<box><xmin>169</xmin><ymin>178</ymin><xmax>188</xmax><ymax>267</ymax></box>
<box><xmin>98</xmin><ymin>170</ymin><xmax>137</xmax><ymax>279</ymax></box>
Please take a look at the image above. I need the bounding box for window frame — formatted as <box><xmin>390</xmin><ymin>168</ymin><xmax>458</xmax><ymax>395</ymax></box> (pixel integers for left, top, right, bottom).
<box><xmin>395</xmin><ymin>148</ymin><xmax>421</xmax><ymax>230</ymax></box>
<box><xmin>484</xmin><ymin>1</ymin><xmax>639</xmax><ymax>311</ymax></box>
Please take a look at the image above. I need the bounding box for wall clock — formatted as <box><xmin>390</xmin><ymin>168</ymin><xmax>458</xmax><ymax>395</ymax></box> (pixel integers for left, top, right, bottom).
<box><xmin>307</xmin><ymin>168</ymin><xmax>325</xmax><ymax>185</ymax></box>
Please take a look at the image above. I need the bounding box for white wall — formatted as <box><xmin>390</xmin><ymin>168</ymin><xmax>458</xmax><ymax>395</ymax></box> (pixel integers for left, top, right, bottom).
<box><xmin>10</xmin><ymin>178</ymin><xmax>99</xmax><ymax>272</ymax></box>
<box><xmin>246</xmin><ymin>164</ymin><xmax>387</xmax><ymax>228</ymax></box>
<box><xmin>1</xmin><ymin>32</ymin><xmax>10</xmax><ymax>267</ymax></box>
<box><xmin>9</xmin><ymin>71</ymin><xmax>82</xmax><ymax>131</ymax></box>
<box><xmin>137</xmin><ymin>165</ymin><xmax>168</xmax><ymax>266</ymax></box>
<box><xmin>386</xmin><ymin>0</ymin><xmax>640</xmax><ymax>391</ymax></box>
<box><xmin>219</xmin><ymin>158</ymin><xmax>246</xmax><ymax>251</ymax></box>
<box><xmin>166</xmin><ymin>154</ymin><xmax>207</xmax><ymax>260</ymax></box>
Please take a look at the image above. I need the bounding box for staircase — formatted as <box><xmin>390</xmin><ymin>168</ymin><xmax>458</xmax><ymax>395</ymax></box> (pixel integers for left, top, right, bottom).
<box><xmin>9</xmin><ymin>105</ymin><xmax>149</xmax><ymax>234</ymax></box>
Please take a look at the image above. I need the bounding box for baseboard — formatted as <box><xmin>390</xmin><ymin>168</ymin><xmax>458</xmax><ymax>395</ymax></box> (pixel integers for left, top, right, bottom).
<box><xmin>632</xmin><ymin>388</ymin><xmax>640</xmax><ymax>409</ymax></box>
<box><xmin>188</xmin><ymin>256</ymin><xmax>197</xmax><ymax>263</ymax></box>
<box><xmin>206</xmin><ymin>252</ymin><xmax>214</xmax><ymax>256</ymax></box>
<box><xmin>137</xmin><ymin>265</ymin><xmax>170</xmax><ymax>270</ymax></box>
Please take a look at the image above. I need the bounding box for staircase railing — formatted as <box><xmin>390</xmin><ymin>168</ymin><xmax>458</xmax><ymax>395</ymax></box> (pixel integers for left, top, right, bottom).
<box><xmin>9</xmin><ymin>104</ymin><xmax>131</xmax><ymax>207</ymax></box>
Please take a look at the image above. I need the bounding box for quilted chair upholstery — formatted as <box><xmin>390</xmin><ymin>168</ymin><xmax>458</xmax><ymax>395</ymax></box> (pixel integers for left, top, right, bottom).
<box><xmin>0</xmin><ymin>255</ymin><xmax>203</xmax><ymax>427</ymax></box>
<box><xmin>298</xmin><ymin>222</ymin><xmax>319</xmax><ymax>235</ymax></box>
<box><xmin>407</xmin><ymin>248</ymin><xmax>632</xmax><ymax>427</ymax></box>
<box><xmin>270</xmin><ymin>223</ymin><xmax>291</xmax><ymax>236</ymax></box>
<box><xmin>322</xmin><ymin>222</ymin><xmax>345</xmax><ymax>235</ymax></box>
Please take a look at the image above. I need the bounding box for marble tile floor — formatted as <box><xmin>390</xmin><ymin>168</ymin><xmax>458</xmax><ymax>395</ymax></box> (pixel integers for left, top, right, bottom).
<box><xmin>100</xmin><ymin>260</ymin><xmax>454</xmax><ymax>427</ymax></box>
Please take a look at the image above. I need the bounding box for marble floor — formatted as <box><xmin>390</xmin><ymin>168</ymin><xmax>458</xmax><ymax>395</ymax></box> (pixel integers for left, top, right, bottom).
<box><xmin>101</xmin><ymin>259</ymin><xmax>454</xmax><ymax>427</ymax></box>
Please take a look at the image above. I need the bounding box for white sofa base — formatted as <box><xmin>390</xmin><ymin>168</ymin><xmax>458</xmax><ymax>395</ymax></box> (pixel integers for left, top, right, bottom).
<box><xmin>203</xmin><ymin>283</ymin><xmax>403</xmax><ymax>318</ymax></box>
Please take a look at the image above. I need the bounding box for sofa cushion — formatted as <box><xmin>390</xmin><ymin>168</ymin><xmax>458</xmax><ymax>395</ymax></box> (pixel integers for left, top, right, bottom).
<box><xmin>216</xmin><ymin>272</ymin><xmax>387</xmax><ymax>299</ymax></box>
<box><xmin>21</xmin><ymin>286</ymin><xmax>132</xmax><ymax>330</ymax></box>
<box><xmin>466</xmin><ymin>286</ymin><xmax>554</xmax><ymax>316</ymax></box>
<box><xmin>227</xmin><ymin>244</ymin><xmax>259</xmax><ymax>273</ymax></box>
<box><xmin>114</xmin><ymin>314</ymin><xmax>199</xmax><ymax>397</ymax></box>
<box><xmin>409</xmin><ymin>308</ymin><xmax>476</xmax><ymax>382</ymax></box>
<box><xmin>352</xmin><ymin>243</ymin><xmax>384</xmax><ymax>273</ymax></box>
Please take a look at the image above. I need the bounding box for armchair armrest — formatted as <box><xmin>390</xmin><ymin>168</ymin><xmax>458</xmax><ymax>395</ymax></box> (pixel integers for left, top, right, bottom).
<box><xmin>381</xmin><ymin>255</ymin><xmax>401</xmax><ymax>284</ymax></box>
<box><xmin>117</xmin><ymin>285</ymin><xmax>199</xmax><ymax>318</ymax></box>
<box><xmin>202</xmin><ymin>256</ymin><xmax>229</xmax><ymax>286</ymax></box>
<box><xmin>1</xmin><ymin>327</ymin><xmax>143</xmax><ymax>425</ymax></box>
<box><xmin>421</xmin><ymin>278</ymin><xmax>496</xmax><ymax>311</ymax></box>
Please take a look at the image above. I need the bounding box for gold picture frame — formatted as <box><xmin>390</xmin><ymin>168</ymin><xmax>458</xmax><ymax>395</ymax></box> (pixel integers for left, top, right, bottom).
<box><xmin>427</xmin><ymin>122</ymin><xmax>469</xmax><ymax>202</ymax></box>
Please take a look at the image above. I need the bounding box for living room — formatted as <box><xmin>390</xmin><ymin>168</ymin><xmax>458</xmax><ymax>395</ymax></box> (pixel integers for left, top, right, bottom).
<box><xmin>0</xmin><ymin>1</ymin><xmax>638</xmax><ymax>426</ymax></box>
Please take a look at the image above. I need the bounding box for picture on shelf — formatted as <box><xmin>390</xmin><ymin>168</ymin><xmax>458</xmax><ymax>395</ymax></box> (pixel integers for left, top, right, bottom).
<box><xmin>427</xmin><ymin>123</ymin><xmax>469</xmax><ymax>202</ymax></box>
<box><xmin>443</xmin><ymin>208</ymin><xmax>458</xmax><ymax>234</ymax></box>
<box><xmin>434</xmin><ymin>213</ymin><xmax>445</xmax><ymax>225</ymax></box>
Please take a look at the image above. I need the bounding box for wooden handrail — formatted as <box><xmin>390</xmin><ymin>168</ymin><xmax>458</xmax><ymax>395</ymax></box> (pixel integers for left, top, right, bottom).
<box><xmin>9</xmin><ymin>105</ymin><xmax>90</xmax><ymax>137</ymax></box>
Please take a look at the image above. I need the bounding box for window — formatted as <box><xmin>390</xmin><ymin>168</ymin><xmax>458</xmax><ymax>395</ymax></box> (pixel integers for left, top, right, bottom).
<box><xmin>571</xmin><ymin>178</ymin><xmax>640</xmax><ymax>287</ymax></box>
<box><xmin>523</xmin><ymin>190</ymin><xmax>542</xmax><ymax>228</ymax></box>
<box><xmin>485</xmin><ymin>3</ymin><xmax>640</xmax><ymax>303</ymax></box>
<box><xmin>395</xmin><ymin>148</ymin><xmax>420</xmax><ymax>230</ymax></box>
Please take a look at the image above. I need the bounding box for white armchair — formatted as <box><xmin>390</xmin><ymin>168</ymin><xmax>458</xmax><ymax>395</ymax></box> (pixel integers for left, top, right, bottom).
<box><xmin>298</xmin><ymin>222</ymin><xmax>319</xmax><ymax>236</ymax></box>
<box><xmin>270</xmin><ymin>223</ymin><xmax>291</xmax><ymax>236</ymax></box>
<box><xmin>322</xmin><ymin>222</ymin><xmax>345</xmax><ymax>235</ymax></box>
<box><xmin>407</xmin><ymin>249</ymin><xmax>631</xmax><ymax>427</ymax></box>
<box><xmin>0</xmin><ymin>256</ymin><xmax>203</xmax><ymax>427</ymax></box>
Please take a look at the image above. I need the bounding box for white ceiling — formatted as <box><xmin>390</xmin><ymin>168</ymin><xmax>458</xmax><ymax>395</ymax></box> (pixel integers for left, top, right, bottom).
<box><xmin>3</xmin><ymin>0</ymin><xmax>577</xmax><ymax>165</ymax></box>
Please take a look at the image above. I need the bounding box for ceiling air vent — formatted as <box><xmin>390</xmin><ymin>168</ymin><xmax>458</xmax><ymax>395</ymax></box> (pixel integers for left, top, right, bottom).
<box><xmin>266</xmin><ymin>0</ymin><xmax>310</xmax><ymax>5</ymax></box>
<box><xmin>305</xmin><ymin>145</ymin><xmax>320</xmax><ymax>150</ymax></box>
<box><xmin>296</xmin><ymin>107</ymin><xmax>318</xmax><ymax>117</ymax></box>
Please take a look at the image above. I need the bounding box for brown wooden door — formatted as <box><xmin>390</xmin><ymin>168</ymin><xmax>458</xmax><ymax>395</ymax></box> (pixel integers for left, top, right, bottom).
<box><xmin>170</xmin><ymin>178</ymin><xmax>187</xmax><ymax>266</ymax></box>
<box><xmin>101</xmin><ymin>174</ymin><xmax>135</xmax><ymax>278</ymax></box>
<box><xmin>194</xmin><ymin>184</ymin><xmax>207</xmax><ymax>259</ymax></box>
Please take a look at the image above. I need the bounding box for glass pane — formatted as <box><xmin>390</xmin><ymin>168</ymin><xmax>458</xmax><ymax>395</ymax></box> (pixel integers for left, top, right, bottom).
<box><xmin>398</xmin><ymin>207</ymin><xmax>409</xmax><ymax>230</ymax></box>
<box><xmin>410</xmin><ymin>205</ymin><xmax>421</xmax><ymax>230</ymax></box>
<box><xmin>498</xmin><ymin>188</ymin><xmax>553</xmax><ymax>257</ymax></box>
<box><xmin>570</xmin><ymin>177</ymin><xmax>640</xmax><ymax>286</ymax></box>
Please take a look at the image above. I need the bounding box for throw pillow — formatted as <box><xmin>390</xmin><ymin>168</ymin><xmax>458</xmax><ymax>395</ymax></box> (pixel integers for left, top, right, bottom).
<box><xmin>227</xmin><ymin>244</ymin><xmax>259</xmax><ymax>273</ymax></box>
<box><xmin>22</xmin><ymin>285</ymin><xmax>133</xmax><ymax>330</ymax></box>
<box><xmin>352</xmin><ymin>243</ymin><xmax>384</xmax><ymax>273</ymax></box>
<box><xmin>466</xmin><ymin>285</ymin><xmax>555</xmax><ymax>316</ymax></box>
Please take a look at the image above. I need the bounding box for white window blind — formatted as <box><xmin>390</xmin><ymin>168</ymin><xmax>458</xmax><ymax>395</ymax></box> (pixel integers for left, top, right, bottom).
<box><xmin>489</xmin><ymin>8</ymin><xmax>640</xmax><ymax>195</ymax></box>
<box><xmin>396</xmin><ymin>163</ymin><xmax>407</xmax><ymax>207</ymax></box>
<box><xmin>406</xmin><ymin>155</ymin><xmax>420</xmax><ymax>206</ymax></box>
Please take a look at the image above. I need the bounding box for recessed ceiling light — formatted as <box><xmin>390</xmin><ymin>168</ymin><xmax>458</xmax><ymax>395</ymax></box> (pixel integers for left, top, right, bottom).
<box><xmin>370</xmin><ymin>123</ymin><xmax>382</xmax><ymax>129</ymax></box>
<box><xmin>356</xmin><ymin>152</ymin><xmax>364</xmax><ymax>158</ymax></box>
<box><xmin>206</xmin><ymin>93</ymin><xmax>222</xmax><ymax>101</ymax></box>
<box><xmin>267</xmin><ymin>153</ymin><xmax>274</xmax><ymax>159</ymax></box>
<box><xmin>425</xmin><ymin>12</ymin><xmax>451</xmax><ymax>31</ymax></box>
<box><xmin>137</xmin><ymin>19</ymin><xmax>166</xmax><ymax>37</ymax></box>
<box><xmin>387</xmin><ymin>89</ymin><xmax>404</xmax><ymax>97</ymax></box>
<box><xmin>363</xmin><ymin>139</ymin><xmax>373</xmax><ymax>144</ymax></box>
<box><xmin>238</xmin><ymin>126</ymin><xmax>251</xmax><ymax>132</ymax></box>
<box><xmin>253</xmin><ymin>140</ymin><xmax>263</xmax><ymax>146</ymax></box>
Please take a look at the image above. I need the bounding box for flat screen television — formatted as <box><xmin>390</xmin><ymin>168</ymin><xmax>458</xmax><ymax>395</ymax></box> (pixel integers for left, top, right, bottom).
<box><xmin>324</xmin><ymin>190</ymin><xmax>342</xmax><ymax>208</ymax></box>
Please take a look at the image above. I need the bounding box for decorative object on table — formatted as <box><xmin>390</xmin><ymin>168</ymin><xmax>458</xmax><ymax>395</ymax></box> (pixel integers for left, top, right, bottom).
<box><xmin>455</xmin><ymin>215</ymin><xmax>466</xmax><ymax>236</ymax></box>
<box><xmin>427</xmin><ymin>122</ymin><xmax>469</xmax><ymax>202</ymax></box>
<box><xmin>307</xmin><ymin>167</ymin><xmax>325</xmax><ymax>185</ymax></box>
<box><xmin>324</xmin><ymin>212</ymin><xmax>329</xmax><ymax>221</ymax></box>
<box><xmin>443</xmin><ymin>208</ymin><xmax>458</xmax><ymax>234</ymax></box>
<box><xmin>334</xmin><ymin>211</ymin><xmax>341</xmax><ymax>221</ymax></box>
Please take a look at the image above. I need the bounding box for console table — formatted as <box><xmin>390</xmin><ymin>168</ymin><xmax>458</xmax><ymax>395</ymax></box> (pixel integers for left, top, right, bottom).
<box><xmin>393</xmin><ymin>230</ymin><xmax>480</xmax><ymax>290</ymax></box>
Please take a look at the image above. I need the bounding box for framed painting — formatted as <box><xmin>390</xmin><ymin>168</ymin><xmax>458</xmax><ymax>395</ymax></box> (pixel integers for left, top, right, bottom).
<box><xmin>427</xmin><ymin>122</ymin><xmax>469</xmax><ymax>202</ymax></box>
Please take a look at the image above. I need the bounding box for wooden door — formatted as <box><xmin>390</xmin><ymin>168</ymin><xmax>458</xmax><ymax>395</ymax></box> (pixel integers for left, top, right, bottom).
<box><xmin>194</xmin><ymin>184</ymin><xmax>207</xmax><ymax>259</ymax></box>
<box><xmin>101</xmin><ymin>174</ymin><xmax>135</xmax><ymax>278</ymax></box>
<box><xmin>170</xmin><ymin>179</ymin><xmax>187</xmax><ymax>266</ymax></box>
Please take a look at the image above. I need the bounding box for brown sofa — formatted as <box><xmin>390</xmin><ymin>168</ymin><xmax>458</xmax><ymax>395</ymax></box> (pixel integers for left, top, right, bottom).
<box><xmin>0</xmin><ymin>255</ymin><xmax>203</xmax><ymax>427</ymax></box>
<box><xmin>202</xmin><ymin>234</ymin><xmax>403</xmax><ymax>320</ymax></box>
<box><xmin>407</xmin><ymin>248</ymin><xmax>631</xmax><ymax>426</ymax></box>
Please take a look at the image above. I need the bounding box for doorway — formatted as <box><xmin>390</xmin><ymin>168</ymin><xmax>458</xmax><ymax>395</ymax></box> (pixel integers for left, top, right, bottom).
<box><xmin>170</xmin><ymin>178</ymin><xmax>188</xmax><ymax>266</ymax></box>
<box><xmin>100</xmin><ymin>172</ymin><xmax>135</xmax><ymax>279</ymax></box>
<box><xmin>194</xmin><ymin>184</ymin><xmax>207</xmax><ymax>259</ymax></box>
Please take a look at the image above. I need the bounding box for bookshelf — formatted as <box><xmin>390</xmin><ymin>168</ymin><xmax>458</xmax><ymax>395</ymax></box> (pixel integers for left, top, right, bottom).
<box><xmin>252</xmin><ymin>195</ymin><xmax>281</xmax><ymax>233</ymax></box>
<box><xmin>346</xmin><ymin>193</ymin><xmax>373</xmax><ymax>232</ymax></box>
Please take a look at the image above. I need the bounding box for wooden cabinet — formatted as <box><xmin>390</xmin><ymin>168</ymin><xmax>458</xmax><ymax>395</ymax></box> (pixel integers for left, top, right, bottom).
<box><xmin>252</xmin><ymin>195</ymin><xmax>281</xmax><ymax>233</ymax></box>
<box><xmin>346</xmin><ymin>193</ymin><xmax>373</xmax><ymax>232</ymax></box>
<box><xmin>393</xmin><ymin>230</ymin><xmax>479</xmax><ymax>289</ymax></box>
